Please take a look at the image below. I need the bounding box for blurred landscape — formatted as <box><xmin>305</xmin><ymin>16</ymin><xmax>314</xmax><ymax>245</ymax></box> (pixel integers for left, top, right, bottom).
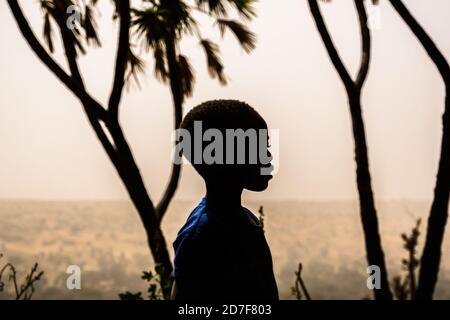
<box><xmin>0</xmin><ymin>199</ymin><xmax>449</xmax><ymax>300</ymax></box>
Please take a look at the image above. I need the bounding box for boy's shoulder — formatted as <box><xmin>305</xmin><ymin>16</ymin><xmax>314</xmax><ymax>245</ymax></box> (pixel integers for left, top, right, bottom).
<box><xmin>172</xmin><ymin>198</ymin><xmax>227</xmax><ymax>278</ymax></box>
<box><xmin>174</xmin><ymin>199</ymin><xmax>220</xmax><ymax>249</ymax></box>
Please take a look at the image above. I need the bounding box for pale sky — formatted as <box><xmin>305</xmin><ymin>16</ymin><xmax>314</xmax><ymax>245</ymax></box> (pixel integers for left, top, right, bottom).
<box><xmin>0</xmin><ymin>0</ymin><xmax>449</xmax><ymax>202</ymax></box>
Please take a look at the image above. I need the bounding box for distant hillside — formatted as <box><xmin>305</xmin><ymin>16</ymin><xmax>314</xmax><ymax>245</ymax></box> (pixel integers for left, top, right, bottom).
<box><xmin>0</xmin><ymin>199</ymin><xmax>449</xmax><ymax>299</ymax></box>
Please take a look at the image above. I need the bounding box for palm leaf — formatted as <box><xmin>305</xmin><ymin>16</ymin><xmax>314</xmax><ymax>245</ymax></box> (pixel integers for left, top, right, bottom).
<box><xmin>196</xmin><ymin>0</ymin><xmax>227</xmax><ymax>17</ymax></box>
<box><xmin>178</xmin><ymin>55</ymin><xmax>195</xmax><ymax>97</ymax></box>
<box><xmin>216</xmin><ymin>19</ymin><xmax>256</xmax><ymax>53</ymax></box>
<box><xmin>132</xmin><ymin>7</ymin><xmax>166</xmax><ymax>49</ymax></box>
<box><xmin>153</xmin><ymin>45</ymin><xmax>169</xmax><ymax>83</ymax></box>
<box><xmin>43</xmin><ymin>12</ymin><xmax>54</xmax><ymax>53</ymax></box>
<box><xmin>200</xmin><ymin>39</ymin><xmax>227</xmax><ymax>85</ymax></box>
<box><xmin>228</xmin><ymin>0</ymin><xmax>257</xmax><ymax>20</ymax></box>
<box><xmin>83</xmin><ymin>5</ymin><xmax>101</xmax><ymax>47</ymax></box>
<box><xmin>125</xmin><ymin>45</ymin><xmax>146</xmax><ymax>88</ymax></box>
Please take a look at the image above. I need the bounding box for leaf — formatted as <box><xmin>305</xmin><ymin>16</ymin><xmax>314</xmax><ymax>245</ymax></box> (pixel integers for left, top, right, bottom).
<box><xmin>228</xmin><ymin>0</ymin><xmax>257</xmax><ymax>20</ymax></box>
<box><xmin>216</xmin><ymin>19</ymin><xmax>256</xmax><ymax>53</ymax></box>
<box><xmin>153</xmin><ymin>45</ymin><xmax>169</xmax><ymax>83</ymax></box>
<box><xmin>142</xmin><ymin>271</ymin><xmax>153</xmax><ymax>281</ymax></box>
<box><xmin>200</xmin><ymin>39</ymin><xmax>227</xmax><ymax>85</ymax></box>
<box><xmin>131</xmin><ymin>7</ymin><xmax>166</xmax><ymax>50</ymax></box>
<box><xmin>43</xmin><ymin>12</ymin><xmax>54</xmax><ymax>53</ymax></box>
<box><xmin>196</xmin><ymin>0</ymin><xmax>227</xmax><ymax>17</ymax></box>
<box><xmin>125</xmin><ymin>45</ymin><xmax>146</xmax><ymax>88</ymax></box>
<box><xmin>178</xmin><ymin>55</ymin><xmax>195</xmax><ymax>97</ymax></box>
<box><xmin>83</xmin><ymin>5</ymin><xmax>101</xmax><ymax>47</ymax></box>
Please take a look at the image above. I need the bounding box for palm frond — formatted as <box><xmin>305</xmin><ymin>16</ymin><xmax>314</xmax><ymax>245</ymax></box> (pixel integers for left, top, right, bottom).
<box><xmin>125</xmin><ymin>45</ymin><xmax>146</xmax><ymax>88</ymax></box>
<box><xmin>216</xmin><ymin>19</ymin><xmax>256</xmax><ymax>53</ymax></box>
<box><xmin>200</xmin><ymin>39</ymin><xmax>227</xmax><ymax>85</ymax></box>
<box><xmin>196</xmin><ymin>0</ymin><xmax>227</xmax><ymax>17</ymax></box>
<box><xmin>160</xmin><ymin>1</ymin><xmax>198</xmax><ymax>38</ymax></box>
<box><xmin>43</xmin><ymin>12</ymin><xmax>54</xmax><ymax>52</ymax></box>
<box><xmin>153</xmin><ymin>45</ymin><xmax>169</xmax><ymax>83</ymax></box>
<box><xmin>228</xmin><ymin>0</ymin><xmax>257</xmax><ymax>20</ymax></box>
<box><xmin>178</xmin><ymin>55</ymin><xmax>195</xmax><ymax>97</ymax></box>
<box><xmin>132</xmin><ymin>7</ymin><xmax>166</xmax><ymax>50</ymax></box>
<box><xmin>83</xmin><ymin>5</ymin><xmax>101</xmax><ymax>47</ymax></box>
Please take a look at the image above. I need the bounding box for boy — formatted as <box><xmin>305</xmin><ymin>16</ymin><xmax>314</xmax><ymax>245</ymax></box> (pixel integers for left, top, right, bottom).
<box><xmin>171</xmin><ymin>100</ymin><xmax>278</xmax><ymax>300</ymax></box>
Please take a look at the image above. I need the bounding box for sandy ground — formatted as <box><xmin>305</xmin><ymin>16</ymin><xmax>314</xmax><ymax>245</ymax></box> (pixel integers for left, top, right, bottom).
<box><xmin>0</xmin><ymin>199</ymin><xmax>449</xmax><ymax>299</ymax></box>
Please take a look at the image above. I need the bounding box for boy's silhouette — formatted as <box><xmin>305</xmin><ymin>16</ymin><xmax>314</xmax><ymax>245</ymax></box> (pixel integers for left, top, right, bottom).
<box><xmin>171</xmin><ymin>100</ymin><xmax>278</xmax><ymax>300</ymax></box>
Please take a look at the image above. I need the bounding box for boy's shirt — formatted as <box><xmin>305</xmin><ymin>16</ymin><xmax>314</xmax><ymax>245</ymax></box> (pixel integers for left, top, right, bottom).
<box><xmin>173</xmin><ymin>197</ymin><xmax>279</xmax><ymax>300</ymax></box>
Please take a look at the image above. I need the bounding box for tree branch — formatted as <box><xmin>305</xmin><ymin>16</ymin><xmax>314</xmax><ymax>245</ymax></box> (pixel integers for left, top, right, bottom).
<box><xmin>83</xmin><ymin>104</ymin><xmax>119</xmax><ymax>166</ymax></box>
<box><xmin>156</xmin><ymin>163</ymin><xmax>181</xmax><ymax>224</ymax></box>
<box><xmin>52</xmin><ymin>5</ymin><xmax>85</xmax><ymax>88</ymax></box>
<box><xmin>354</xmin><ymin>0</ymin><xmax>371</xmax><ymax>91</ymax></box>
<box><xmin>156</xmin><ymin>35</ymin><xmax>184</xmax><ymax>224</ymax></box>
<box><xmin>108</xmin><ymin>0</ymin><xmax>131</xmax><ymax>119</ymax></box>
<box><xmin>308</xmin><ymin>0</ymin><xmax>354</xmax><ymax>93</ymax></box>
<box><xmin>389</xmin><ymin>0</ymin><xmax>450</xmax><ymax>86</ymax></box>
<box><xmin>51</xmin><ymin>4</ymin><xmax>120</xmax><ymax>165</ymax></box>
<box><xmin>7</xmin><ymin>0</ymin><xmax>107</xmax><ymax>120</ymax></box>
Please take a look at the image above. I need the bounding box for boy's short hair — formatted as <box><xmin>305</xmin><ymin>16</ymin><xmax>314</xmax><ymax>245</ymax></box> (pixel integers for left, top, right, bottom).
<box><xmin>181</xmin><ymin>100</ymin><xmax>265</xmax><ymax>132</ymax></box>
<box><xmin>180</xmin><ymin>100</ymin><xmax>266</xmax><ymax>178</ymax></box>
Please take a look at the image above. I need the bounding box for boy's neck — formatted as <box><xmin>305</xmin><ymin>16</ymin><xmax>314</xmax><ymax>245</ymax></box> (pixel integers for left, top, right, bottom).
<box><xmin>205</xmin><ymin>182</ymin><xmax>243</xmax><ymax>214</ymax></box>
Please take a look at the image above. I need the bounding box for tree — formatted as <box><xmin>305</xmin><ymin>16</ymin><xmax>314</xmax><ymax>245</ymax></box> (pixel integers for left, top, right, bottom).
<box><xmin>389</xmin><ymin>0</ymin><xmax>450</xmax><ymax>300</ymax></box>
<box><xmin>6</xmin><ymin>0</ymin><xmax>256</xmax><ymax>299</ymax></box>
<box><xmin>307</xmin><ymin>0</ymin><xmax>392</xmax><ymax>299</ymax></box>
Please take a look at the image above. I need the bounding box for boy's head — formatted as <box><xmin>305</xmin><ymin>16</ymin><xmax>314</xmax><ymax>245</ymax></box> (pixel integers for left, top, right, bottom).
<box><xmin>179</xmin><ymin>100</ymin><xmax>273</xmax><ymax>192</ymax></box>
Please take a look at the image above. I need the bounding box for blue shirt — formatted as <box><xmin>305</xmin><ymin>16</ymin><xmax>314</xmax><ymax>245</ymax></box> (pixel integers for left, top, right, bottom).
<box><xmin>173</xmin><ymin>198</ymin><xmax>279</xmax><ymax>300</ymax></box>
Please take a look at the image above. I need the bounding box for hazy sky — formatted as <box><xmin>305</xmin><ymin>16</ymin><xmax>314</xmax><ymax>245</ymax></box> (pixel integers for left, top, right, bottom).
<box><xmin>1</xmin><ymin>0</ymin><xmax>449</xmax><ymax>202</ymax></box>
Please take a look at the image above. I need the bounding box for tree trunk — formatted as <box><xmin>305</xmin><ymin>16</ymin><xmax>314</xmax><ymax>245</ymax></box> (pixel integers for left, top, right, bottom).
<box><xmin>349</xmin><ymin>92</ymin><xmax>392</xmax><ymax>300</ymax></box>
<box><xmin>308</xmin><ymin>0</ymin><xmax>392</xmax><ymax>299</ymax></box>
<box><xmin>388</xmin><ymin>0</ymin><xmax>450</xmax><ymax>300</ymax></box>
<box><xmin>417</xmin><ymin>90</ymin><xmax>450</xmax><ymax>299</ymax></box>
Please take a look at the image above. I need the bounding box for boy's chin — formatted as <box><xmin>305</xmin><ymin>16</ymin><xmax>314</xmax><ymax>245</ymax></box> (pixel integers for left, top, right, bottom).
<box><xmin>244</xmin><ymin>176</ymin><xmax>272</xmax><ymax>192</ymax></box>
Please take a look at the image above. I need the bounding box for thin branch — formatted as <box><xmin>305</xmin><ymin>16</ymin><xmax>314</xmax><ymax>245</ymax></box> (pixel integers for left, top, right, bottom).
<box><xmin>156</xmin><ymin>163</ymin><xmax>181</xmax><ymax>224</ymax></box>
<box><xmin>307</xmin><ymin>0</ymin><xmax>354</xmax><ymax>92</ymax></box>
<box><xmin>389</xmin><ymin>0</ymin><xmax>450</xmax><ymax>85</ymax></box>
<box><xmin>155</xmin><ymin>35</ymin><xmax>184</xmax><ymax>224</ymax></box>
<box><xmin>16</xmin><ymin>263</ymin><xmax>43</xmax><ymax>300</ymax></box>
<box><xmin>53</xmin><ymin>6</ymin><xmax>118</xmax><ymax>164</ymax></box>
<box><xmin>0</xmin><ymin>263</ymin><xmax>19</xmax><ymax>298</ymax></box>
<box><xmin>297</xmin><ymin>263</ymin><xmax>311</xmax><ymax>300</ymax></box>
<box><xmin>109</xmin><ymin>0</ymin><xmax>131</xmax><ymax>119</ymax></box>
<box><xmin>7</xmin><ymin>0</ymin><xmax>107</xmax><ymax>120</ymax></box>
<box><xmin>354</xmin><ymin>0</ymin><xmax>371</xmax><ymax>91</ymax></box>
<box><xmin>53</xmin><ymin>8</ymin><xmax>85</xmax><ymax>88</ymax></box>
